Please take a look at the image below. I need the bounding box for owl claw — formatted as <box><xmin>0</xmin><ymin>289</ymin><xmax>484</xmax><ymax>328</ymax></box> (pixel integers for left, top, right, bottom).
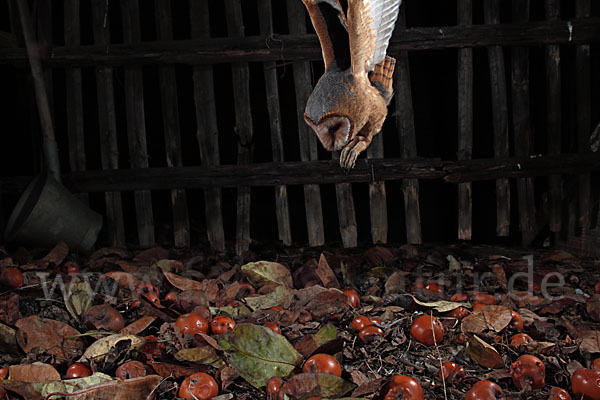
<box><xmin>340</xmin><ymin>147</ymin><xmax>358</xmax><ymax>169</ymax></box>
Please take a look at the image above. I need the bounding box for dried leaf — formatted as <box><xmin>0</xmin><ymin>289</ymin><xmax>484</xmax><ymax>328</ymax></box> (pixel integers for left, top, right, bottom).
<box><xmin>176</xmin><ymin>346</ymin><xmax>225</xmax><ymax>368</ymax></box>
<box><xmin>9</xmin><ymin>362</ymin><xmax>60</xmax><ymax>382</ymax></box>
<box><xmin>64</xmin><ymin>276</ymin><xmax>94</xmax><ymax>320</ymax></box>
<box><xmin>0</xmin><ymin>293</ymin><xmax>21</xmax><ymax>324</ymax></box>
<box><xmin>119</xmin><ymin>316</ymin><xmax>156</xmax><ymax>335</ymax></box>
<box><xmin>243</xmin><ymin>285</ymin><xmax>294</xmax><ymax>311</ymax></box>
<box><xmin>81</xmin><ymin>334</ymin><xmax>145</xmax><ymax>363</ymax></box>
<box><xmin>153</xmin><ymin>259</ymin><xmax>183</xmax><ymax>272</ymax></box>
<box><xmin>466</xmin><ymin>335</ymin><xmax>504</xmax><ymax>369</ymax></box>
<box><xmin>587</xmin><ymin>295</ymin><xmax>600</xmax><ymax>322</ymax></box>
<box><xmin>412</xmin><ymin>296</ymin><xmax>470</xmax><ymax>313</ymax></box>
<box><xmin>149</xmin><ymin>362</ymin><xmax>205</xmax><ymax>378</ymax></box>
<box><xmin>90</xmin><ymin>247</ymin><xmax>132</xmax><ymax>261</ymax></box>
<box><xmin>16</xmin><ymin>316</ymin><xmax>84</xmax><ymax>362</ymax></box>
<box><xmin>218</xmin><ymin>323</ymin><xmax>303</xmax><ymax>388</ymax></box>
<box><xmin>580</xmin><ymin>331</ymin><xmax>600</xmax><ymax>354</ymax></box>
<box><xmin>1</xmin><ymin>373</ymin><xmax>113</xmax><ymax>400</ymax></box>
<box><xmin>492</xmin><ymin>264</ymin><xmax>507</xmax><ymax>289</ymax></box>
<box><xmin>241</xmin><ymin>261</ymin><xmax>293</xmax><ymax>288</ymax></box>
<box><xmin>0</xmin><ymin>321</ymin><xmax>18</xmax><ymax>354</ymax></box>
<box><xmin>364</xmin><ymin>246</ymin><xmax>394</xmax><ymax>267</ymax></box>
<box><xmin>316</xmin><ymin>254</ymin><xmax>340</xmax><ymax>288</ymax></box>
<box><xmin>384</xmin><ymin>272</ymin><xmax>407</xmax><ymax>295</ymax></box>
<box><xmin>134</xmin><ymin>246</ymin><xmax>169</xmax><ymax>263</ymax></box>
<box><xmin>42</xmin><ymin>241</ymin><xmax>69</xmax><ymax>265</ymax></box>
<box><xmin>461</xmin><ymin>305</ymin><xmax>512</xmax><ymax>334</ymax></box>
<box><xmin>447</xmin><ymin>255</ymin><xmax>462</xmax><ymax>272</ymax></box>
<box><xmin>102</xmin><ymin>271</ymin><xmax>141</xmax><ymax>290</ymax></box>
<box><xmin>163</xmin><ymin>271</ymin><xmax>218</xmax><ymax>301</ymax></box>
<box><xmin>280</xmin><ymin>373</ymin><xmax>356</xmax><ymax>399</ymax></box>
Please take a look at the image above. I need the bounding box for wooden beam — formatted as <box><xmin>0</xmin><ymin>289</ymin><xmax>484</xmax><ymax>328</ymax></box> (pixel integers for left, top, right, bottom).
<box><xmin>155</xmin><ymin>0</ymin><xmax>190</xmax><ymax>248</ymax></box>
<box><xmin>457</xmin><ymin>0</ymin><xmax>473</xmax><ymax>241</ymax></box>
<box><xmin>287</xmin><ymin>0</ymin><xmax>325</xmax><ymax>247</ymax></box>
<box><xmin>545</xmin><ymin>0</ymin><xmax>562</xmax><ymax>233</ymax></box>
<box><xmin>120</xmin><ymin>0</ymin><xmax>155</xmax><ymax>247</ymax></box>
<box><xmin>1</xmin><ymin>154</ymin><xmax>599</xmax><ymax>194</ymax></box>
<box><xmin>511</xmin><ymin>0</ymin><xmax>536</xmax><ymax>245</ymax></box>
<box><xmin>2</xmin><ymin>19</ymin><xmax>598</xmax><ymax>66</ymax></box>
<box><xmin>190</xmin><ymin>1</ymin><xmax>225</xmax><ymax>252</ymax></box>
<box><xmin>91</xmin><ymin>0</ymin><xmax>126</xmax><ymax>246</ymax></box>
<box><xmin>484</xmin><ymin>0</ymin><xmax>510</xmax><ymax>237</ymax></box>
<box><xmin>395</xmin><ymin>7</ymin><xmax>422</xmax><ymax>245</ymax></box>
<box><xmin>257</xmin><ymin>0</ymin><xmax>292</xmax><ymax>246</ymax></box>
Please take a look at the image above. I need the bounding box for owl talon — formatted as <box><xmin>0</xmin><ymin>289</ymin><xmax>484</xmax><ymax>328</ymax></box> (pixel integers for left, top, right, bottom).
<box><xmin>340</xmin><ymin>147</ymin><xmax>358</xmax><ymax>169</ymax></box>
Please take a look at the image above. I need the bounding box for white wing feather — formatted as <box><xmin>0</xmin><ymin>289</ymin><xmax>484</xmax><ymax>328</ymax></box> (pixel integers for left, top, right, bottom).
<box><xmin>366</xmin><ymin>0</ymin><xmax>401</xmax><ymax>71</ymax></box>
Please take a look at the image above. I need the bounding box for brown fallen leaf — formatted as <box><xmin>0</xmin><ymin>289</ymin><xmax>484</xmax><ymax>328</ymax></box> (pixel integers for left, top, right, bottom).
<box><xmin>120</xmin><ymin>316</ymin><xmax>156</xmax><ymax>335</ymax></box>
<box><xmin>149</xmin><ymin>362</ymin><xmax>206</xmax><ymax>379</ymax></box>
<box><xmin>134</xmin><ymin>246</ymin><xmax>169</xmax><ymax>263</ymax></box>
<box><xmin>384</xmin><ymin>272</ymin><xmax>407</xmax><ymax>295</ymax></box>
<box><xmin>0</xmin><ymin>293</ymin><xmax>21</xmax><ymax>325</ymax></box>
<box><xmin>511</xmin><ymin>291</ymin><xmax>547</xmax><ymax>308</ymax></box>
<box><xmin>9</xmin><ymin>362</ymin><xmax>60</xmax><ymax>382</ymax></box>
<box><xmin>102</xmin><ymin>271</ymin><xmax>141</xmax><ymax>290</ymax></box>
<box><xmin>70</xmin><ymin>374</ymin><xmax>162</xmax><ymax>400</ymax></box>
<box><xmin>580</xmin><ymin>330</ymin><xmax>600</xmax><ymax>354</ymax></box>
<box><xmin>42</xmin><ymin>241</ymin><xmax>69</xmax><ymax>266</ymax></box>
<box><xmin>587</xmin><ymin>295</ymin><xmax>600</xmax><ymax>322</ymax></box>
<box><xmin>517</xmin><ymin>308</ymin><xmax>547</xmax><ymax>327</ymax></box>
<box><xmin>16</xmin><ymin>316</ymin><xmax>84</xmax><ymax>362</ymax></box>
<box><xmin>461</xmin><ymin>305</ymin><xmax>512</xmax><ymax>334</ymax></box>
<box><xmin>466</xmin><ymin>335</ymin><xmax>504</xmax><ymax>369</ymax></box>
<box><xmin>364</xmin><ymin>246</ymin><xmax>395</xmax><ymax>267</ymax></box>
<box><xmin>492</xmin><ymin>264</ymin><xmax>507</xmax><ymax>289</ymax></box>
<box><xmin>316</xmin><ymin>254</ymin><xmax>340</xmax><ymax>288</ymax></box>
<box><xmin>163</xmin><ymin>271</ymin><xmax>218</xmax><ymax>302</ymax></box>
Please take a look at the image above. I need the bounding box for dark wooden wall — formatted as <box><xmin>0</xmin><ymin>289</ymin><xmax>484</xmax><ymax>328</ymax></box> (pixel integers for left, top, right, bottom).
<box><xmin>0</xmin><ymin>0</ymin><xmax>598</xmax><ymax>254</ymax></box>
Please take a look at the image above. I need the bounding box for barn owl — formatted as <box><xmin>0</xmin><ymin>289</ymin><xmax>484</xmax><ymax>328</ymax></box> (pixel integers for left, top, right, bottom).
<box><xmin>302</xmin><ymin>0</ymin><xmax>401</xmax><ymax>169</ymax></box>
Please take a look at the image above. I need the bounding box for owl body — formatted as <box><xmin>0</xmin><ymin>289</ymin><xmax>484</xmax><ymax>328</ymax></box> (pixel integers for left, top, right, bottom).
<box><xmin>301</xmin><ymin>0</ymin><xmax>402</xmax><ymax>168</ymax></box>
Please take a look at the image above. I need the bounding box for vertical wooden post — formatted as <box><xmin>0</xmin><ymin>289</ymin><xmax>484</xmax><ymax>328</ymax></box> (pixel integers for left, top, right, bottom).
<box><xmin>286</xmin><ymin>0</ymin><xmax>325</xmax><ymax>247</ymax></box>
<box><xmin>64</xmin><ymin>0</ymin><xmax>88</xmax><ymax>204</ymax></box>
<box><xmin>545</xmin><ymin>0</ymin><xmax>562</xmax><ymax>233</ymax></box>
<box><xmin>190</xmin><ymin>1</ymin><xmax>225</xmax><ymax>252</ymax></box>
<box><xmin>457</xmin><ymin>0</ymin><xmax>473</xmax><ymax>241</ymax></box>
<box><xmin>120</xmin><ymin>0</ymin><xmax>155</xmax><ymax>247</ymax></box>
<box><xmin>511</xmin><ymin>0</ymin><xmax>536</xmax><ymax>245</ymax></box>
<box><xmin>333</xmin><ymin>152</ymin><xmax>358</xmax><ymax>247</ymax></box>
<box><xmin>154</xmin><ymin>0</ymin><xmax>190</xmax><ymax>248</ymax></box>
<box><xmin>394</xmin><ymin>7</ymin><xmax>422</xmax><ymax>244</ymax></box>
<box><xmin>576</xmin><ymin>0</ymin><xmax>591</xmax><ymax>230</ymax></box>
<box><xmin>224</xmin><ymin>0</ymin><xmax>254</xmax><ymax>256</ymax></box>
<box><xmin>91</xmin><ymin>0</ymin><xmax>126</xmax><ymax>246</ymax></box>
<box><xmin>367</xmin><ymin>134</ymin><xmax>388</xmax><ymax>244</ymax></box>
<box><xmin>483</xmin><ymin>0</ymin><xmax>510</xmax><ymax>237</ymax></box>
<box><xmin>257</xmin><ymin>0</ymin><xmax>292</xmax><ymax>246</ymax></box>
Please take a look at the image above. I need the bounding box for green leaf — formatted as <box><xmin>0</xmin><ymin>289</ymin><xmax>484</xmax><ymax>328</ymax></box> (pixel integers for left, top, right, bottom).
<box><xmin>280</xmin><ymin>373</ymin><xmax>356</xmax><ymax>399</ymax></box>
<box><xmin>218</xmin><ymin>323</ymin><xmax>303</xmax><ymax>388</ymax></box>
<box><xmin>241</xmin><ymin>261</ymin><xmax>293</xmax><ymax>288</ymax></box>
<box><xmin>314</xmin><ymin>323</ymin><xmax>337</xmax><ymax>347</ymax></box>
<box><xmin>63</xmin><ymin>276</ymin><xmax>94</xmax><ymax>321</ymax></box>
<box><xmin>244</xmin><ymin>285</ymin><xmax>294</xmax><ymax>311</ymax></box>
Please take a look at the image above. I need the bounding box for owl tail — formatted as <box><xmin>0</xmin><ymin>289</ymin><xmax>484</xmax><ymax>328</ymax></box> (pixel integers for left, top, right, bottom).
<box><xmin>369</xmin><ymin>56</ymin><xmax>395</xmax><ymax>105</ymax></box>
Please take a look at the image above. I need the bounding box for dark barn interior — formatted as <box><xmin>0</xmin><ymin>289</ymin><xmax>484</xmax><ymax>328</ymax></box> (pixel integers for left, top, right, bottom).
<box><xmin>0</xmin><ymin>0</ymin><xmax>599</xmax><ymax>398</ymax></box>
<box><xmin>0</xmin><ymin>0</ymin><xmax>598</xmax><ymax>254</ymax></box>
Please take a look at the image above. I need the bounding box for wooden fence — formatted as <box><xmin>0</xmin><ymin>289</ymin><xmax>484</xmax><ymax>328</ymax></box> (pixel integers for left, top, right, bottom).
<box><xmin>0</xmin><ymin>0</ymin><xmax>598</xmax><ymax>254</ymax></box>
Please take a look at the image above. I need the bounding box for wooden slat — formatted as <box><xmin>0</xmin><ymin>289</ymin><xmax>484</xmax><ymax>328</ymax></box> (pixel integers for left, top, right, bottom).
<box><xmin>576</xmin><ymin>0</ymin><xmax>592</xmax><ymax>230</ymax></box>
<box><xmin>367</xmin><ymin>133</ymin><xmax>388</xmax><ymax>244</ymax></box>
<box><xmin>511</xmin><ymin>0</ymin><xmax>536</xmax><ymax>245</ymax></box>
<box><xmin>154</xmin><ymin>0</ymin><xmax>190</xmax><ymax>248</ymax></box>
<box><xmin>64</xmin><ymin>0</ymin><xmax>88</xmax><ymax>204</ymax></box>
<box><xmin>224</xmin><ymin>0</ymin><xmax>253</xmax><ymax>256</ymax></box>
<box><xmin>91</xmin><ymin>0</ymin><xmax>125</xmax><ymax>246</ymax></box>
<box><xmin>190</xmin><ymin>1</ymin><xmax>225</xmax><ymax>252</ymax></box>
<box><xmin>394</xmin><ymin>8</ymin><xmax>422</xmax><ymax>244</ymax></box>
<box><xmin>545</xmin><ymin>0</ymin><xmax>562</xmax><ymax>233</ymax></box>
<box><xmin>333</xmin><ymin>152</ymin><xmax>358</xmax><ymax>247</ymax></box>
<box><xmin>2</xmin><ymin>19</ymin><xmax>600</xmax><ymax>67</ymax></box>
<box><xmin>483</xmin><ymin>0</ymin><xmax>510</xmax><ymax>237</ymax></box>
<box><xmin>2</xmin><ymin>154</ymin><xmax>599</xmax><ymax>194</ymax></box>
<box><xmin>286</xmin><ymin>0</ymin><xmax>325</xmax><ymax>247</ymax></box>
<box><xmin>120</xmin><ymin>0</ymin><xmax>155</xmax><ymax>247</ymax></box>
<box><xmin>457</xmin><ymin>0</ymin><xmax>473</xmax><ymax>241</ymax></box>
<box><xmin>257</xmin><ymin>0</ymin><xmax>291</xmax><ymax>246</ymax></box>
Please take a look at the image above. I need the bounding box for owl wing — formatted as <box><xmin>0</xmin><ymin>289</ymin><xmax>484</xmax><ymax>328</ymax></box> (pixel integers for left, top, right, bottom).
<box><xmin>347</xmin><ymin>0</ymin><xmax>401</xmax><ymax>75</ymax></box>
<box><xmin>302</xmin><ymin>0</ymin><xmax>351</xmax><ymax>70</ymax></box>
